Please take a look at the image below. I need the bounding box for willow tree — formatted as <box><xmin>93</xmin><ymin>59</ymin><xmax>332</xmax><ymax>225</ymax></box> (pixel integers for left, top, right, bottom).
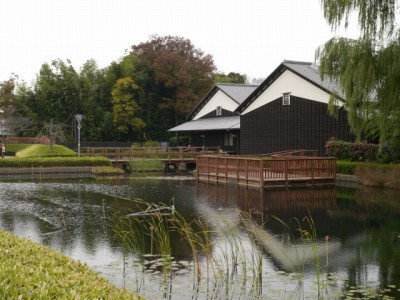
<box><xmin>316</xmin><ymin>1</ymin><xmax>400</xmax><ymax>151</ymax></box>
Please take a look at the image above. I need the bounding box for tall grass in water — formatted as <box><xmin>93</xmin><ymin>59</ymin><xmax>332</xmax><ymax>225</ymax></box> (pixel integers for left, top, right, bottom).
<box><xmin>111</xmin><ymin>202</ymin><xmax>332</xmax><ymax>299</ymax></box>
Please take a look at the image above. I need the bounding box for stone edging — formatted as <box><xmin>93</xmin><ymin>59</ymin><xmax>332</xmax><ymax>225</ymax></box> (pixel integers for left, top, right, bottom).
<box><xmin>336</xmin><ymin>173</ymin><xmax>361</xmax><ymax>188</ymax></box>
<box><xmin>0</xmin><ymin>167</ymin><xmax>94</xmax><ymax>180</ymax></box>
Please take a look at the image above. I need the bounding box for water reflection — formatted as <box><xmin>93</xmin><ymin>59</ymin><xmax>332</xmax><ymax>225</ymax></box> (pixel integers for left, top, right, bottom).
<box><xmin>0</xmin><ymin>178</ymin><xmax>399</xmax><ymax>299</ymax></box>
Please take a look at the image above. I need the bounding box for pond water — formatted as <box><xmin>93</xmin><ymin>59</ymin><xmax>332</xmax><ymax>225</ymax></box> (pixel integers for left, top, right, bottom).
<box><xmin>0</xmin><ymin>175</ymin><xmax>399</xmax><ymax>299</ymax></box>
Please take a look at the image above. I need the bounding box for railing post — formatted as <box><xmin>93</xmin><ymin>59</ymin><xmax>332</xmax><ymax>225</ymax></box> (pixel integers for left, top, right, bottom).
<box><xmin>224</xmin><ymin>157</ymin><xmax>227</xmax><ymax>182</ymax></box>
<box><xmin>245</xmin><ymin>159</ymin><xmax>248</xmax><ymax>183</ymax></box>
<box><xmin>311</xmin><ymin>159</ymin><xmax>314</xmax><ymax>183</ymax></box>
<box><xmin>236</xmin><ymin>158</ymin><xmax>239</xmax><ymax>179</ymax></box>
<box><xmin>206</xmin><ymin>156</ymin><xmax>209</xmax><ymax>181</ymax></box>
<box><xmin>259</xmin><ymin>156</ymin><xmax>264</xmax><ymax>187</ymax></box>
<box><xmin>285</xmin><ymin>159</ymin><xmax>288</xmax><ymax>185</ymax></box>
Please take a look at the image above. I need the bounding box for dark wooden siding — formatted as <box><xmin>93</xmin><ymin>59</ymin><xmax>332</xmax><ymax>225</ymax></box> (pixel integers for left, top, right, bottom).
<box><xmin>190</xmin><ymin>130</ymin><xmax>240</xmax><ymax>154</ymax></box>
<box><xmin>240</xmin><ymin>96</ymin><xmax>354</xmax><ymax>155</ymax></box>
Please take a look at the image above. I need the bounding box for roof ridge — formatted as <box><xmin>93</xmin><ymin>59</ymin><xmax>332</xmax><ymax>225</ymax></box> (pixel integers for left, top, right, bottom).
<box><xmin>283</xmin><ymin>60</ymin><xmax>312</xmax><ymax>65</ymax></box>
<box><xmin>216</xmin><ymin>83</ymin><xmax>259</xmax><ymax>87</ymax></box>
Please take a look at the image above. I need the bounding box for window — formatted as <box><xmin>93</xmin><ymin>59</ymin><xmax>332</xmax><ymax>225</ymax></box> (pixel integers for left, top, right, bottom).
<box><xmin>282</xmin><ymin>93</ymin><xmax>291</xmax><ymax>106</ymax></box>
<box><xmin>216</xmin><ymin>106</ymin><xmax>222</xmax><ymax>116</ymax></box>
<box><xmin>224</xmin><ymin>132</ymin><xmax>234</xmax><ymax>146</ymax></box>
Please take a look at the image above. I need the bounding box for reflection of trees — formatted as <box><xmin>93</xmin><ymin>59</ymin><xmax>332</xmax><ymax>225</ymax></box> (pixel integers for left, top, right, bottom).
<box><xmin>354</xmin><ymin>188</ymin><xmax>400</xmax><ymax>215</ymax></box>
<box><xmin>346</xmin><ymin>218</ymin><xmax>400</xmax><ymax>288</ymax></box>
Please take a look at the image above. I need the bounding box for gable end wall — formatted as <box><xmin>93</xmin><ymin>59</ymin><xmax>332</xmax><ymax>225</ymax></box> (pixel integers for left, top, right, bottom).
<box><xmin>240</xmin><ymin>96</ymin><xmax>354</xmax><ymax>155</ymax></box>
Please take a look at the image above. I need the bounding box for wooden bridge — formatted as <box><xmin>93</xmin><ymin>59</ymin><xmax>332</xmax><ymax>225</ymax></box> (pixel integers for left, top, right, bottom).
<box><xmin>85</xmin><ymin>146</ymin><xmax>220</xmax><ymax>167</ymax></box>
<box><xmin>196</xmin><ymin>150</ymin><xmax>336</xmax><ymax>188</ymax></box>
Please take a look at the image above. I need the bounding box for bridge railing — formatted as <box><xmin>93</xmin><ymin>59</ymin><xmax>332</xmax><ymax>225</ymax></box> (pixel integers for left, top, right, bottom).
<box><xmin>86</xmin><ymin>146</ymin><xmax>220</xmax><ymax>162</ymax></box>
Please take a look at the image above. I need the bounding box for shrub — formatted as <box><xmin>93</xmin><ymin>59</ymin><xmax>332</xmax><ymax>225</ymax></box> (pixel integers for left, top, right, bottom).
<box><xmin>325</xmin><ymin>139</ymin><xmax>379</xmax><ymax>162</ymax></box>
<box><xmin>0</xmin><ymin>230</ymin><xmax>139</xmax><ymax>299</ymax></box>
<box><xmin>0</xmin><ymin>157</ymin><xmax>111</xmax><ymax>168</ymax></box>
<box><xmin>143</xmin><ymin>140</ymin><xmax>161</xmax><ymax>147</ymax></box>
<box><xmin>129</xmin><ymin>159</ymin><xmax>165</xmax><ymax>171</ymax></box>
<box><xmin>336</xmin><ymin>160</ymin><xmax>358</xmax><ymax>175</ymax></box>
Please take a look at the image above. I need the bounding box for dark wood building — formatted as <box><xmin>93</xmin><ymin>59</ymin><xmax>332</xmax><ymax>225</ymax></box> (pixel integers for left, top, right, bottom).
<box><xmin>169</xmin><ymin>83</ymin><xmax>258</xmax><ymax>153</ymax></box>
<box><xmin>236</xmin><ymin>61</ymin><xmax>354</xmax><ymax>155</ymax></box>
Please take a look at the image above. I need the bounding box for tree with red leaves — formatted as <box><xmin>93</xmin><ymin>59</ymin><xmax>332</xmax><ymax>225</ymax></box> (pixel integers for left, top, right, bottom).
<box><xmin>131</xmin><ymin>35</ymin><xmax>216</xmax><ymax>131</ymax></box>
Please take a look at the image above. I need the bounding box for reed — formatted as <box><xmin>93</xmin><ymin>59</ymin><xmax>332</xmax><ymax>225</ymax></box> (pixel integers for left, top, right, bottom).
<box><xmin>110</xmin><ymin>202</ymin><xmax>334</xmax><ymax>299</ymax></box>
<box><xmin>58</xmin><ymin>208</ymin><xmax>67</xmax><ymax>230</ymax></box>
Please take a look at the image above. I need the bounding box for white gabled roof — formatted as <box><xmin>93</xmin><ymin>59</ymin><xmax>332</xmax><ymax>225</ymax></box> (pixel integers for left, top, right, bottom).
<box><xmin>237</xmin><ymin>60</ymin><xmax>345</xmax><ymax>114</ymax></box>
<box><xmin>216</xmin><ymin>83</ymin><xmax>259</xmax><ymax>105</ymax></box>
<box><xmin>168</xmin><ymin>116</ymin><xmax>240</xmax><ymax>132</ymax></box>
<box><xmin>189</xmin><ymin>83</ymin><xmax>258</xmax><ymax>120</ymax></box>
<box><xmin>282</xmin><ymin>61</ymin><xmax>344</xmax><ymax>99</ymax></box>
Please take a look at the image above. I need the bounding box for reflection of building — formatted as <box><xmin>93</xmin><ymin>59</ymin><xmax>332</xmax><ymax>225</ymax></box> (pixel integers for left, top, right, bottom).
<box><xmin>196</xmin><ymin>183</ymin><xmax>337</xmax><ymax>214</ymax></box>
<box><xmin>194</xmin><ymin>184</ymin><xmax>342</xmax><ymax>272</ymax></box>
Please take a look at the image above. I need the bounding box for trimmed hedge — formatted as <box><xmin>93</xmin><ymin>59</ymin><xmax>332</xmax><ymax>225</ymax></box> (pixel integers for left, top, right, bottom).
<box><xmin>0</xmin><ymin>157</ymin><xmax>111</xmax><ymax>168</ymax></box>
<box><xmin>326</xmin><ymin>139</ymin><xmax>378</xmax><ymax>162</ymax></box>
<box><xmin>0</xmin><ymin>230</ymin><xmax>139</xmax><ymax>299</ymax></box>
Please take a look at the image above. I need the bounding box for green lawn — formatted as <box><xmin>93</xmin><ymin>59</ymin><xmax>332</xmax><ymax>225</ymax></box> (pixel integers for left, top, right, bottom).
<box><xmin>16</xmin><ymin>144</ymin><xmax>76</xmax><ymax>157</ymax></box>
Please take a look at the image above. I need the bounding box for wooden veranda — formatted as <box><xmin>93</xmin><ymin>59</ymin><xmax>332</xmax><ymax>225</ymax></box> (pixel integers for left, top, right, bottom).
<box><xmin>196</xmin><ymin>151</ymin><xmax>336</xmax><ymax>188</ymax></box>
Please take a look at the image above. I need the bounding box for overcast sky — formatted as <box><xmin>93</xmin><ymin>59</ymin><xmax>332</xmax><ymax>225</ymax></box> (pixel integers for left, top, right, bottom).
<box><xmin>0</xmin><ymin>0</ymin><xmax>360</xmax><ymax>85</ymax></box>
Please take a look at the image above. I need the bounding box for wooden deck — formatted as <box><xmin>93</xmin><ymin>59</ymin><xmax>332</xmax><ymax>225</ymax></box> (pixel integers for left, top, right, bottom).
<box><xmin>196</xmin><ymin>154</ymin><xmax>336</xmax><ymax>188</ymax></box>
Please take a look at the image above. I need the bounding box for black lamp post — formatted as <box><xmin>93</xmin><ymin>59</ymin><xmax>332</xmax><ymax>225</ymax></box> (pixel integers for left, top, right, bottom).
<box><xmin>74</xmin><ymin>114</ymin><xmax>83</xmax><ymax>157</ymax></box>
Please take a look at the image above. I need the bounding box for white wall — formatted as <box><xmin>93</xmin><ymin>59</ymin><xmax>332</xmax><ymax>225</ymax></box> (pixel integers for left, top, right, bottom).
<box><xmin>242</xmin><ymin>70</ymin><xmax>342</xmax><ymax>114</ymax></box>
<box><xmin>193</xmin><ymin>90</ymin><xmax>239</xmax><ymax>120</ymax></box>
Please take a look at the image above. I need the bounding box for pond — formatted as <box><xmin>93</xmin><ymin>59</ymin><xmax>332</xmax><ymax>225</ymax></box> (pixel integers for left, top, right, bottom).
<box><xmin>0</xmin><ymin>175</ymin><xmax>399</xmax><ymax>299</ymax></box>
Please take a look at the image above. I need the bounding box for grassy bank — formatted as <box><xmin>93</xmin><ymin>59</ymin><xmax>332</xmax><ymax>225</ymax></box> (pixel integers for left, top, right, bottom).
<box><xmin>0</xmin><ymin>230</ymin><xmax>140</xmax><ymax>299</ymax></box>
<box><xmin>129</xmin><ymin>159</ymin><xmax>165</xmax><ymax>171</ymax></box>
<box><xmin>16</xmin><ymin>144</ymin><xmax>76</xmax><ymax>157</ymax></box>
<box><xmin>337</xmin><ymin>160</ymin><xmax>400</xmax><ymax>188</ymax></box>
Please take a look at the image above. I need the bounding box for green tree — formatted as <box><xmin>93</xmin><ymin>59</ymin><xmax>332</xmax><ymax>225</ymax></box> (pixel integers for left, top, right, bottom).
<box><xmin>78</xmin><ymin>59</ymin><xmax>118</xmax><ymax>141</ymax></box>
<box><xmin>16</xmin><ymin>60</ymin><xmax>80</xmax><ymax>139</ymax></box>
<box><xmin>316</xmin><ymin>1</ymin><xmax>400</xmax><ymax>151</ymax></box>
<box><xmin>213</xmin><ymin>72</ymin><xmax>247</xmax><ymax>84</ymax></box>
<box><xmin>111</xmin><ymin>77</ymin><xmax>145</xmax><ymax>140</ymax></box>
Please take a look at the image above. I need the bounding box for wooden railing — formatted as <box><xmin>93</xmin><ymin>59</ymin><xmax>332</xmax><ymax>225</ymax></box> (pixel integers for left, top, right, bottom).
<box><xmin>196</xmin><ymin>155</ymin><xmax>336</xmax><ymax>187</ymax></box>
<box><xmin>269</xmin><ymin>149</ymin><xmax>319</xmax><ymax>157</ymax></box>
<box><xmin>86</xmin><ymin>146</ymin><xmax>220</xmax><ymax>162</ymax></box>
